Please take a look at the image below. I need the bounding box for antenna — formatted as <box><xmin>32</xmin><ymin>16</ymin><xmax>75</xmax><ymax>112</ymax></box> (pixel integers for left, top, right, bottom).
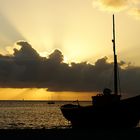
<box><xmin>112</xmin><ymin>14</ymin><xmax>118</xmax><ymax>95</ymax></box>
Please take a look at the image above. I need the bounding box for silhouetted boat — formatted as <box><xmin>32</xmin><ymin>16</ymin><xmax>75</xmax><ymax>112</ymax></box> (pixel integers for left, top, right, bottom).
<box><xmin>60</xmin><ymin>15</ymin><xmax>140</xmax><ymax>128</ymax></box>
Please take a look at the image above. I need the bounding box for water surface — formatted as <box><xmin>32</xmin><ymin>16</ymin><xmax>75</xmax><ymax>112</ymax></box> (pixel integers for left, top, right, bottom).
<box><xmin>0</xmin><ymin>100</ymin><xmax>91</xmax><ymax>129</ymax></box>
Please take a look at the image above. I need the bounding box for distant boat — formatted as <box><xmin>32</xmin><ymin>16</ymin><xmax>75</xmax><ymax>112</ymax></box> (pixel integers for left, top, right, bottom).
<box><xmin>47</xmin><ymin>101</ymin><xmax>55</xmax><ymax>104</ymax></box>
<box><xmin>60</xmin><ymin>15</ymin><xmax>140</xmax><ymax>128</ymax></box>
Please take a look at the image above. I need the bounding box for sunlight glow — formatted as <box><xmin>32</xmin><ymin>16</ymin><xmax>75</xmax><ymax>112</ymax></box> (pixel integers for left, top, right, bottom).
<box><xmin>0</xmin><ymin>88</ymin><xmax>97</xmax><ymax>101</ymax></box>
<box><xmin>0</xmin><ymin>0</ymin><xmax>140</xmax><ymax>66</ymax></box>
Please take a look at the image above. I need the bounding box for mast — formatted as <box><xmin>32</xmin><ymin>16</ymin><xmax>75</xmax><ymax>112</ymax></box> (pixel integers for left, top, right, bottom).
<box><xmin>112</xmin><ymin>14</ymin><xmax>118</xmax><ymax>95</ymax></box>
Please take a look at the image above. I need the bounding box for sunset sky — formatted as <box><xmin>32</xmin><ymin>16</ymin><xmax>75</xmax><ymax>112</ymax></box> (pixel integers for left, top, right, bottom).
<box><xmin>0</xmin><ymin>0</ymin><xmax>140</xmax><ymax>65</ymax></box>
<box><xmin>0</xmin><ymin>0</ymin><xmax>140</xmax><ymax>100</ymax></box>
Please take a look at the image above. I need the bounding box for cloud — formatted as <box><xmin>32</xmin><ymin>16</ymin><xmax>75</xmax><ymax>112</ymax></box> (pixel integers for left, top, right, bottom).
<box><xmin>93</xmin><ymin>0</ymin><xmax>140</xmax><ymax>19</ymax></box>
<box><xmin>14</xmin><ymin>41</ymin><xmax>40</xmax><ymax>59</ymax></box>
<box><xmin>48</xmin><ymin>49</ymin><xmax>64</xmax><ymax>64</ymax></box>
<box><xmin>0</xmin><ymin>41</ymin><xmax>140</xmax><ymax>97</ymax></box>
<box><xmin>93</xmin><ymin>0</ymin><xmax>129</xmax><ymax>12</ymax></box>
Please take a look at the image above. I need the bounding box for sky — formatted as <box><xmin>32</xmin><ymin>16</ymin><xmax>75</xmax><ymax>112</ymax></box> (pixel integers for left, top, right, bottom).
<box><xmin>0</xmin><ymin>0</ymin><xmax>140</xmax><ymax>100</ymax></box>
<box><xmin>0</xmin><ymin>0</ymin><xmax>140</xmax><ymax>65</ymax></box>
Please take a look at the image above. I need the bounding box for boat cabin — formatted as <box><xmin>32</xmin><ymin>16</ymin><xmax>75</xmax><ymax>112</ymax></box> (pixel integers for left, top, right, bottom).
<box><xmin>92</xmin><ymin>88</ymin><xmax>121</xmax><ymax>106</ymax></box>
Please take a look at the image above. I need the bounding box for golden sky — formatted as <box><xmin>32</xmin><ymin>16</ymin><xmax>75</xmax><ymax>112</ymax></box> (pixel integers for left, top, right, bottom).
<box><xmin>0</xmin><ymin>88</ymin><xmax>96</xmax><ymax>101</ymax></box>
<box><xmin>0</xmin><ymin>0</ymin><xmax>140</xmax><ymax>65</ymax></box>
<box><xmin>0</xmin><ymin>0</ymin><xmax>140</xmax><ymax>100</ymax></box>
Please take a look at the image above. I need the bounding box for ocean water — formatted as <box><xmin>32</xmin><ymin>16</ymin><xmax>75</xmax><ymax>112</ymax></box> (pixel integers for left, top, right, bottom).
<box><xmin>0</xmin><ymin>100</ymin><xmax>91</xmax><ymax>129</ymax></box>
<box><xmin>0</xmin><ymin>100</ymin><xmax>139</xmax><ymax>129</ymax></box>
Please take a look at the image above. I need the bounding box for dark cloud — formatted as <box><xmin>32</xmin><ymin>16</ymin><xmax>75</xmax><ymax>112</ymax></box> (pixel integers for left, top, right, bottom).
<box><xmin>48</xmin><ymin>49</ymin><xmax>64</xmax><ymax>64</ymax></box>
<box><xmin>14</xmin><ymin>41</ymin><xmax>40</xmax><ymax>59</ymax></box>
<box><xmin>0</xmin><ymin>41</ymin><xmax>140</xmax><ymax>97</ymax></box>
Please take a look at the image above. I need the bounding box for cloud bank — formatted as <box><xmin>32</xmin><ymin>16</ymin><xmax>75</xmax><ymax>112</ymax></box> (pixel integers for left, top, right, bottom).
<box><xmin>0</xmin><ymin>41</ymin><xmax>140</xmax><ymax>96</ymax></box>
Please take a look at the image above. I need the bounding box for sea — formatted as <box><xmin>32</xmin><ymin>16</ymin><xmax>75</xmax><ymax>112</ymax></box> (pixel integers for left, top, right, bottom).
<box><xmin>0</xmin><ymin>100</ymin><xmax>91</xmax><ymax>129</ymax></box>
<box><xmin>0</xmin><ymin>100</ymin><xmax>139</xmax><ymax>129</ymax></box>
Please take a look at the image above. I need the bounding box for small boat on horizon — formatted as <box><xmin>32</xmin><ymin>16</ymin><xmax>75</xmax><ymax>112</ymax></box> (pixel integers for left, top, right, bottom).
<box><xmin>60</xmin><ymin>15</ymin><xmax>140</xmax><ymax>128</ymax></box>
<box><xmin>47</xmin><ymin>101</ymin><xmax>55</xmax><ymax>104</ymax></box>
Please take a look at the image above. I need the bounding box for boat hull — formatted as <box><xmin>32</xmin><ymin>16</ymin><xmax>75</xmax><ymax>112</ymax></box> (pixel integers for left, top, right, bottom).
<box><xmin>61</xmin><ymin>95</ymin><xmax>140</xmax><ymax>128</ymax></box>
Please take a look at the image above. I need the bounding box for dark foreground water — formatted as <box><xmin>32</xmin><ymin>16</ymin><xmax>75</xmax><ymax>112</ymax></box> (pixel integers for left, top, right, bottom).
<box><xmin>0</xmin><ymin>100</ymin><xmax>91</xmax><ymax>129</ymax></box>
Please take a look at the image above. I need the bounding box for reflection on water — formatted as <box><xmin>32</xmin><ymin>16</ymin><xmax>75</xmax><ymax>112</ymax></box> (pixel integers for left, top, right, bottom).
<box><xmin>0</xmin><ymin>100</ymin><xmax>139</xmax><ymax>129</ymax></box>
<box><xmin>0</xmin><ymin>88</ymin><xmax>96</xmax><ymax>129</ymax></box>
<box><xmin>0</xmin><ymin>88</ymin><xmax>139</xmax><ymax>129</ymax></box>
<box><xmin>0</xmin><ymin>101</ymin><xmax>75</xmax><ymax>129</ymax></box>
